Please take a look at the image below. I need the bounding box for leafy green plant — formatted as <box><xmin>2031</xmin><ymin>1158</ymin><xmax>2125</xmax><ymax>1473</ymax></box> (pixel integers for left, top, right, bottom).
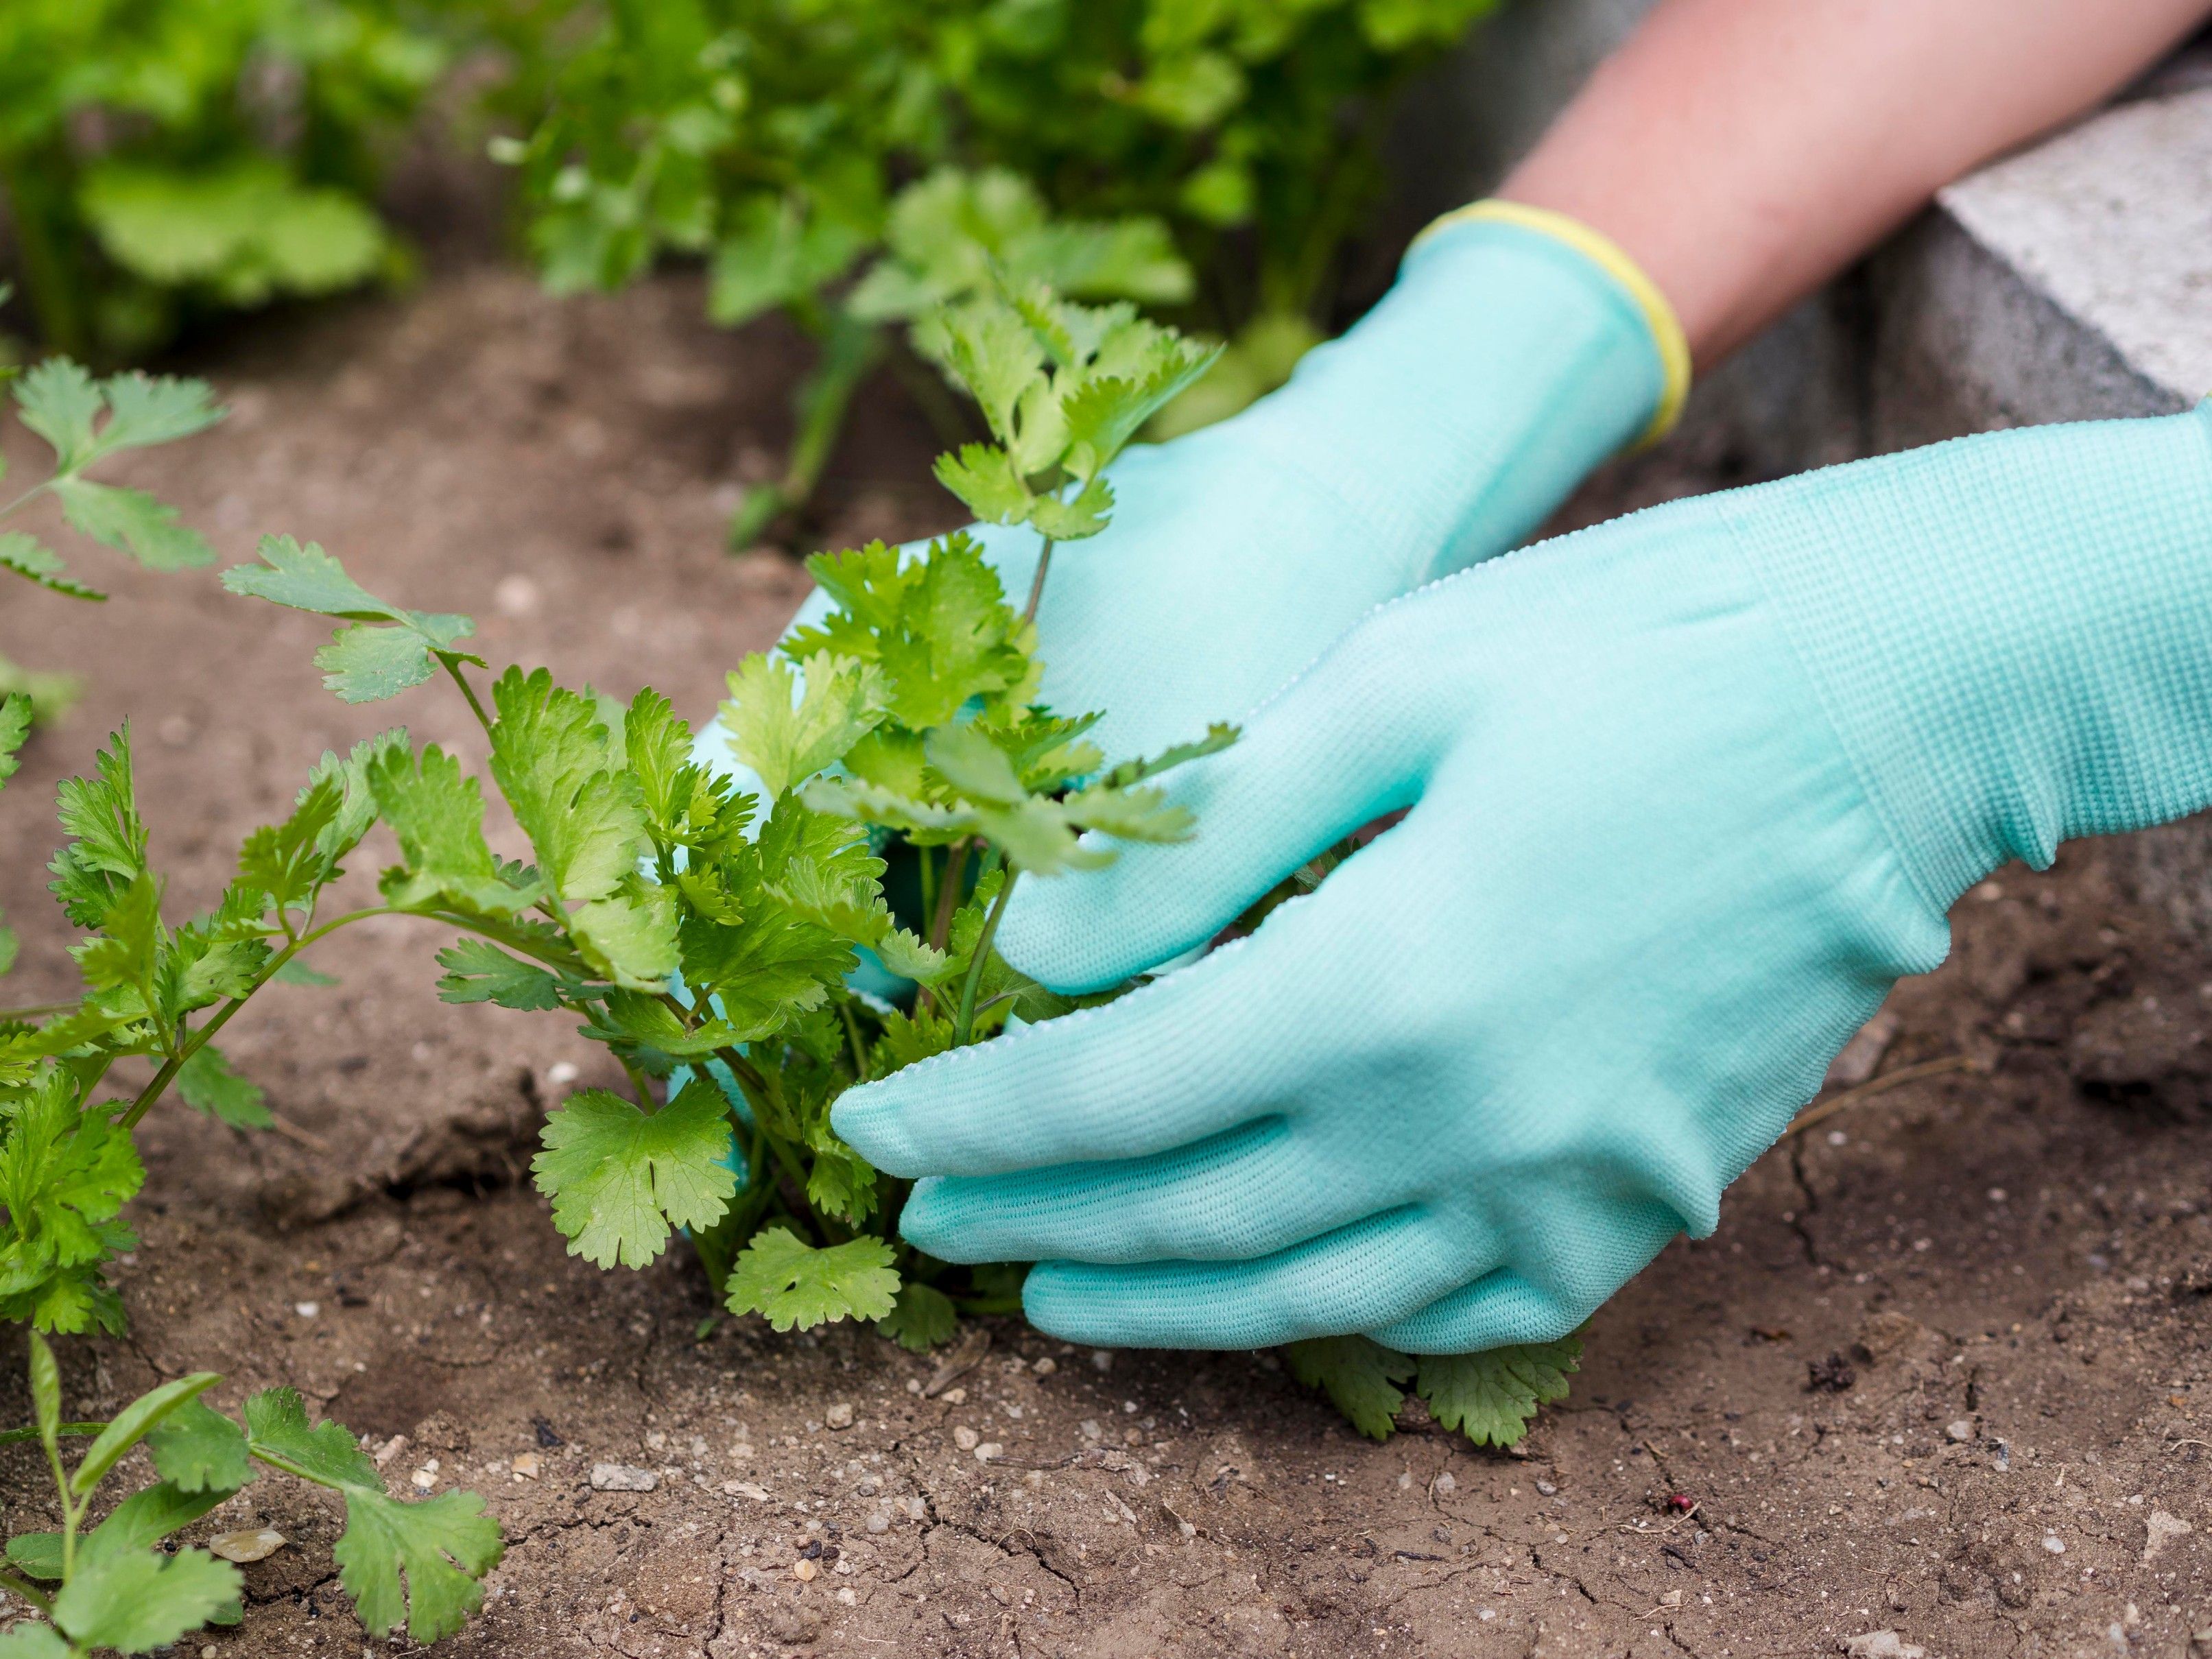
<box><xmin>0</xmin><ymin>0</ymin><xmax>450</xmax><ymax>360</ymax></box>
<box><xmin>0</xmin><ymin>358</ymin><xmax>226</xmax><ymax>722</ymax></box>
<box><xmin>0</xmin><ymin>1333</ymin><xmax>499</xmax><ymax>1654</ymax></box>
<box><xmin>212</xmin><ymin>280</ymin><xmax>1577</xmax><ymax>1448</ymax></box>
<box><xmin>494</xmin><ymin>0</ymin><xmax>1502</xmax><ymax>543</ymax></box>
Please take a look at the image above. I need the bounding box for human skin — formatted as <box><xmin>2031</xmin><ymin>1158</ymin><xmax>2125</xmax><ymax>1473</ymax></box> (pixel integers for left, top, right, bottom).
<box><xmin>1503</xmin><ymin>0</ymin><xmax>2212</xmax><ymax>365</ymax></box>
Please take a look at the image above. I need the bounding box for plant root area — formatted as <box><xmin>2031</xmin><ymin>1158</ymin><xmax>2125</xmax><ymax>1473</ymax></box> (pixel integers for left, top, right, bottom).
<box><xmin>3</xmin><ymin>268</ymin><xmax>2211</xmax><ymax>1658</ymax></box>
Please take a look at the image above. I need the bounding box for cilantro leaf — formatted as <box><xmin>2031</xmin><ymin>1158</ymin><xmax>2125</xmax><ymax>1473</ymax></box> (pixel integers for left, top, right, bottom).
<box><xmin>174</xmin><ymin>1044</ymin><xmax>272</xmax><ymax>1130</ymax></box>
<box><xmin>333</xmin><ymin>1488</ymin><xmax>504</xmax><ymax>1645</ymax></box>
<box><xmin>49</xmin><ymin>726</ymin><xmax>149</xmax><ymax>929</ymax></box>
<box><xmin>489</xmin><ymin>667</ymin><xmax>640</xmax><ymax>905</ymax></box>
<box><xmin>51</xmin><ymin>1541</ymin><xmax>240</xmax><ymax>1654</ymax></box>
<box><xmin>147</xmin><ymin>1397</ymin><xmax>252</xmax><ymax>1494</ymax></box>
<box><xmin>241</xmin><ymin>1387</ymin><xmax>381</xmax><ymax>1489</ymax></box>
<box><xmin>434</xmin><ymin>940</ymin><xmax>566</xmax><ymax>1010</ymax></box>
<box><xmin>569</xmin><ymin>882</ymin><xmax>680</xmax><ymax>990</ymax></box>
<box><xmin>726</xmin><ymin>1228</ymin><xmax>900</xmax><ymax>1331</ymax></box>
<box><xmin>0</xmin><ymin>530</ymin><xmax>106</xmax><ymax>600</ymax></box>
<box><xmin>86</xmin><ymin>1479</ymin><xmax>234</xmax><ymax>1560</ymax></box>
<box><xmin>931</xmin><ymin>444</ymin><xmax>1031</xmax><ymax>526</ymax></box>
<box><xmin>14</xmin><ymin>361</ymin><xmax>104</xmax><ymax>470</ymax></box>
<box><xmin>532</xmin><ymin>1081</ymin><xmax>737</xmax><ymax>1269</ymax></box>
<box><xmin>1026</xmin><ymin>474</ymin><xmax>1115</xmax><ymax>540</ymax></box>
<box><xmin>49</xmin><ymin>477</ymin><xmax>213</xmax><ymax>571</ymax></box>
<box><xmin>0</xmin><ymin>1074</ymin><xmax>145</xmax><ymax>1334</ymax></box>
<box><xmin>237</xmin><ymin>772</ymin><xmax>346</xmax><ymax>914</ymax></box>
<box><xmin>366</xmin><ymin>743</ymin><xmax>537</xmax><ymax>915</ymax></box>
<box><xmin>315</xmin><ymin>619</ymin><xmax>472</xmax><ymax>702</ymax></box>
<box><xmin>0</xmin><ymin>693</ymin><xmax>30</xmax><ymax>789</ymax></box>
<box><xmin>0</xmin><ymin>1625</ymin><xmax>69</xmax><ymax>1658</ymax></box>
<box><xmin>95</xmin><ymin>372</ymin><xmax>226</xmax><ymax>453</ymax></box>
<box><xmin>720</xmin><ymin>651</ymin><xmax>885</xmax><ymax>798</ymax></box>
<box><xmin>1414</xmin><ymin>1337</ymin><xmax>1581</xmax><ymax>1448</ymax></box>
<box><xmin>222</xmin><ymin>537</ymin><xmax>479</xmax><ymax>703</ymax></box>
<box><xmin>244</xmin><ymin>1386</ymin><xmax>501</xmax><ymax>1640</ymax></box>
<box><xmin>1284</xmin><ymin>1335</ymin><xmax>1414</xmax><ymax>1441</ymax></box>
<box><xmin>876</xmin><ymin>1280</ymin><xmax>958</xmax><ymax>1352</ymax></box>
<box><xmin>71</xmin><ymin>1372</ymin><xmax>222</xmax><ymax>1497</ymax></box>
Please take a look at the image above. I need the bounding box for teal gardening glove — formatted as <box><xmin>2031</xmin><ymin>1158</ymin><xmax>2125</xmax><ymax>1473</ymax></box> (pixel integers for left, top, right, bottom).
<box><xmin>707</xmin><ymin>201</ymin><xmax>1687</xmax><ymax>768</ymax></box>
<box><xmin>832</xmin><ymin>406</ymin><xmax>2212</xmax><ymax>1353</ymax></box>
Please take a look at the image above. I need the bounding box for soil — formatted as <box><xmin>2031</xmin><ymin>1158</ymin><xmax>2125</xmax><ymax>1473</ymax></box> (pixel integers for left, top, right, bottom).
<box><xmin>3</xmin><ymin>263</ymin><xmax>2211</xmax><ymax>1659</ymax></box>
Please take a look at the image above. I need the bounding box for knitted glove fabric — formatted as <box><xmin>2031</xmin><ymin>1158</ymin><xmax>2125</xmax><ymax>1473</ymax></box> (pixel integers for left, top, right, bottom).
<box><xmin>695</xmin><ymin>204</ymin><xmax>1678</xmax><ymax>776</ymax></box>
<box><xmin>833</xmin><ymin>406</ymin><xmax>2212</xmax><ymax>1353</ymax></box>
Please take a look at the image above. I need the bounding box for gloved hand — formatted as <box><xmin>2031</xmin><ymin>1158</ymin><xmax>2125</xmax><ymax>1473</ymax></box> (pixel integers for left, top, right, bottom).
<box><xmin>832</xmin><ymin>406</ymin><xmax>2212</xmax><ymax>1352</ymax></box>
<box><xmin>703</xmin><ymin>202</ymin><xmax>1685</xmax><ymax>767</ymax></box>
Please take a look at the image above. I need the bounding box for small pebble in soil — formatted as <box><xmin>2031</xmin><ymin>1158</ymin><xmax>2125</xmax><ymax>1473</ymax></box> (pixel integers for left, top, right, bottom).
<box><xmin>2043</xmin><ymin>1534</ymin><xmax>2066</xmax><ymax>1554</ymax></box>
<box><xmin>534</xmin><ymin>1416</ymin><xmax>565</xmax><ymax>1448</ymax></box>
<box><xmin>954</xmin><ymin>1427</ymin><xmax>979</xmax><ymax>1450</ymax></box>
<box><xmin>209</xmin><ymin>1529</ymin><xmax>288</xmax><ymax>1564</ymax></box>
<box><xmin>976</xmin><ymin>1442</ymin><xmax>1002</xmax><ymax>1461</ymax></box>
<box><xmin>940</xmin><ymin>1387</ymin><xmax>966</xmax><ymax>1405</ymax></box>
<box><xmin>825</xmin><ymin>1403</ymin><xmax>853</xmax><ymax>1429</ymax></box>
<box><xmin>1807</xmin><ymin>1352</ymin><xmax>1857</xmax><ymax>1392</ymax></box>
<box><xmin>294</xmin><ymin>1301</ymin><xmax>318</xmax><ymax>1319</ymax></box>
<box><xmin>512</xmin><ymin>1453</ymin><xmax>541</xmax><ymax>1481</ymax></box>
<box><xmin>1536</xmin><ymin>1480</ymin><xmax>1558</xmax><ymax>1496</ymax></box>
<box><xmin>794</xmin><ymin>1559</ymin><xmax>817</xmax><ymax>1582</ymax></box>
<box><xmin>1092</xmin><ymin>1350</ymin><xmax>1115</xmax><ymax>1372</ymax></box>
<box><xmin>1947</xmin><ymin>1420</ymin><xmax>1975</xmax><ymax>1442</ymax></box>
<box><xmin>547</xmin><ymin>1062</ymin><xmax>580</xmax><ymax>1086</ymax></box>
<box><xmin>592</xmin><ymin>1464</ymin><xmax>659</xmax><ymax>1492</ymax></box>
<box><xmin>867</xmin><ymin>1512</ymin><xmax>891</xmax><ymax>1533</ymax></box>
<box><xmin>1032</xmin><ymin>1357</ymin><xmax>1057</xmax><ymax>1376</ymax></box>
<box><xmin>1434</xmin><ymin>1474</ymin><xmax>1457</xmax><ymax>1494</ymax></box>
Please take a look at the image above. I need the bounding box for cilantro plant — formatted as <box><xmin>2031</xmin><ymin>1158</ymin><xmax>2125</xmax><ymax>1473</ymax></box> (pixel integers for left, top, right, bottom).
<box><xmin>495</xmin><ymin>0</ymin><xmax>1502</xmax><ymax>543</ymax></box>
<box><xmin>0</xmin><ymin>0</ymin><xmax>447</xmax><ymax>360</ymax></box>
<box><xmin>0</xmin><ymin>359</ymin><xmax>226</xmax><ymax>721</ymax></box>
<box><xmin>0</xmin><ymin>1333</ymin><xmax>499</xmax><ymax>1654</ymax></box>
<box><xmin>219</xmin><ymin>280</ymin><xmax>1580</xmax><ymax>1448</ymax></box>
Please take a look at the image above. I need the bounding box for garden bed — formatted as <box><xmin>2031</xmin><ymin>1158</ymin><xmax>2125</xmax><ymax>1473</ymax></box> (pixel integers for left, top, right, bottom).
<box><xmin>1</xmin><ymin>264</ymin><xmax>2209</xmax><ymax>1657</ymax></box>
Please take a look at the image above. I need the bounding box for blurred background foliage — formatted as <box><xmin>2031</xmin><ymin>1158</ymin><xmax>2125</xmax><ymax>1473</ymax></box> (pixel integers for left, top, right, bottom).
<box><xmin>0</xmin><ymin>0</ymin><xmax>1506</xmax><ymax>538</ymax></box>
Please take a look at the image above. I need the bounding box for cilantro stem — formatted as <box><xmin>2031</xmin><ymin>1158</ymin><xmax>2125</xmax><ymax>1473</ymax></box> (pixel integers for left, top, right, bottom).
<box><xmin>440</xmin><ymin>654</ymin><xmax>494</xmax><ymax>737</ymax></box>
<box><xmin>840</xmin><ymin>998</ymin><xmax>870</xmax><ymax>1084</ymax></box>
<box><xmin>928</xmin><ymin>839</ymin><xmax>969</xmax><ymax>955</ymax></box>
<box><xmin>951</xmin><ymin>863</ymin><xmax>1016</xmax><ymax>1047</ymax></box>
<box><xmin>0</xmin><ymin>1422</ymin><xmax>104</xmax><ymax>1446</ymax></box>
<box><xmin>119</xmin><ymin>905</ymin><xmax>401</xmax><ymax>1132</ymax></box>
<box><xmin>1020</xmin><ymin>537</ymin><xmax>1056</xmax><ymax>628</ymax></box>
<box><xmin>0</xmin><ymin>1567</ymin><xmax>53</xmax><ymax>1619</ymax></box>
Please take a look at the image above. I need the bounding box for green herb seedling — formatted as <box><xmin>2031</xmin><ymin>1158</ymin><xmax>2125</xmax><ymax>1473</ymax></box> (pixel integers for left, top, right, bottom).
<box><xmin>219</xmin><ymin>278</ymin><xmax>1583</xmax><ymax>1449</ymax></box>
<box><xmin>0</xmin><ymin>1333</ymin><xmax>499</xmax><ymax>1654</ymax></box>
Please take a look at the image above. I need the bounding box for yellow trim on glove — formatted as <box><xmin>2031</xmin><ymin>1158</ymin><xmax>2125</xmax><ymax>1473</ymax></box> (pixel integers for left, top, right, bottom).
<box><xmin>1412</xmin><ymin>199</ymin><xmax>1692</xmax><ymax>449</ymax></box>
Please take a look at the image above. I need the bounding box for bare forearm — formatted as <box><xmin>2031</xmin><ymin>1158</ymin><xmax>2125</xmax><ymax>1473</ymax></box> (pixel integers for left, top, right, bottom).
<box><xmin>1502</xmin><ymin>0</ymin><xmax>2212</xmax><ymax>365</ymax></box>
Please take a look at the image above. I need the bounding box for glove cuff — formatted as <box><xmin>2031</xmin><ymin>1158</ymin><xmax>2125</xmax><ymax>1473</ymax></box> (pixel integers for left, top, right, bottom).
<box><xmin>1730</xmin><ymin>405</ymin><xmax>2212</xmax><ymax>910</ymax></box>
<box><xmin>1411</xmin><ymin>199</ymin><xmax>1693</xmax><ymax>447</ymax></box>
<box><xmin>1241</xmin><ymin>203</ymin><xmax>1677</xmax><ymax>583</ymax></box>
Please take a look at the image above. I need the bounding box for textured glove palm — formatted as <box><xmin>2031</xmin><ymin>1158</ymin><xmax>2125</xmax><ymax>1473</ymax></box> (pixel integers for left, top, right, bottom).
<box><xmin>833</xmin><ymin>407</ymin><xmax>2212</xmax><ymax>1353</ymax></box>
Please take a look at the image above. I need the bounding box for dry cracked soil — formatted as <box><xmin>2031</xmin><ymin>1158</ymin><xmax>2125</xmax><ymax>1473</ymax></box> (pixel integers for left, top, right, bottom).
<box><xmin>1</xmin><ymin>259</ymin><xmax>2211</xmax><ymax>1659</ymax></box>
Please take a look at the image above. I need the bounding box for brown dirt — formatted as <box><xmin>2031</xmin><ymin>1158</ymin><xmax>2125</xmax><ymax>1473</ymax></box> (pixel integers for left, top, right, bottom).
<box><xmin>3</xmin><ymin>267</ymin><xmax>2211</xmax><ymax>1659</ymax></box>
